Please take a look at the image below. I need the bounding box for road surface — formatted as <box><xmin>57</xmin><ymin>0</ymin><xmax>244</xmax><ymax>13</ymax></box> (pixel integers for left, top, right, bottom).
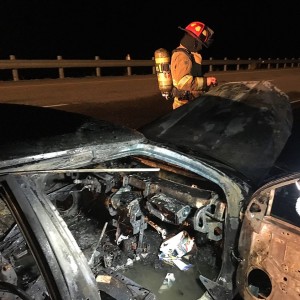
<box><xmin>0</xmin><ymin>68</ymin><xmax>299</xmax><ymax>128</ymax></box>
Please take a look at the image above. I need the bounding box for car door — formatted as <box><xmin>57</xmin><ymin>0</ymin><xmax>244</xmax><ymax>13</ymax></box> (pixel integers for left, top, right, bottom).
<box><xmin>237</xmin><ymin>174</ymin><xmax>300</xmax><ymax>300</ymax></box>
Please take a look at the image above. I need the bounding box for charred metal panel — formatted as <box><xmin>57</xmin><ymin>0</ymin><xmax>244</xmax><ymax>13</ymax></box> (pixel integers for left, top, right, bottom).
<box><xmin>141</xmin><ymin>81</ymin><xmax>292</xmax><ymax>184</ymax></box>
<box><xmin>147</xmin><ymin>193</ymin><xmax>191</xmax><ymax>224</ymax></box>
<box><xmin>0</xmin><ymin>103</ymin><xmax>145</xmax><ymax>166</ymax></box>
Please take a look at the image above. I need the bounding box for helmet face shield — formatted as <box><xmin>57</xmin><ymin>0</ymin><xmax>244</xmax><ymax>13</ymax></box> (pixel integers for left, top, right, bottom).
<box><xmin>179</xmin><ymin>21</ymin><xmax>214</xmax><ymax>48</ymax></box>
<box><xmin>201</xmin><ymin>26</ymin><xmax>214</xmax><ymax>48</ymax></box>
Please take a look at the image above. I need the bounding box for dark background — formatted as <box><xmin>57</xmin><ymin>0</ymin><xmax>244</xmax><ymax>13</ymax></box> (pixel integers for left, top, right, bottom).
<box><xmin>0</xmin><ymin>0</ymin><xmax>298</xmax><ymax>60</ymax></box>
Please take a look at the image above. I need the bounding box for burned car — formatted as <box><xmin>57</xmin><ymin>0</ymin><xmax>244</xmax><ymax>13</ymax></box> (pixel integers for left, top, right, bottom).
<box><xmin>0</xmin><ymin>81</ymin><xmax>299</xmax><ymax>300</ymax></box>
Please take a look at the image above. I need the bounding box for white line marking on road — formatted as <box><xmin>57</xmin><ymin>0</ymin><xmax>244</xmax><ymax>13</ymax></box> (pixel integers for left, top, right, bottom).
<box><xmin>43</xmin><ymin>104</ymin><xmax>69</xmax><ymax>107</ymax></box>
<box><xmin>291</xmin><ymin>99</ymin><xmax>300</xmax><ymax>103</ymax></box>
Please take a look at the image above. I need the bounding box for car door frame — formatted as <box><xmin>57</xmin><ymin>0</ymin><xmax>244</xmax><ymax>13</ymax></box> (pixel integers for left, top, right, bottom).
<box><xmin>0</xmin><ymin>173</ymin><xmax>101</xmax><ymax>300</ymax></box>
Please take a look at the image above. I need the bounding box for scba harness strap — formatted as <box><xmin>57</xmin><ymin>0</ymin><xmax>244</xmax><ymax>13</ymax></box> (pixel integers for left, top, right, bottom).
<box><xmin>171</xmin><ymin>48</ymin><xmax>194</xmax><ymax>100</ymax></box>
<box><xmin>171</xmin><ymin>48</ymin><xmax>206</xmax><ymax>101</ymax></box>
<box><xmin>172</xmin><ymin>48</ymin><xmax>194</xmax><ymax>63</ymax></box>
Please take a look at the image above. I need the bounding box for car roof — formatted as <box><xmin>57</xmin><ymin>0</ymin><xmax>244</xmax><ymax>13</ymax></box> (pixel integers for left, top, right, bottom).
<box><xmin>0</xmin><ymin>103</ymin><xmax>144</xmax><ymax>164</ymax></box>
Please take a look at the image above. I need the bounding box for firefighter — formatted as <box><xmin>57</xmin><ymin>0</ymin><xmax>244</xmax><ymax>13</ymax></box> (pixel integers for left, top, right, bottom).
<box><xmin>171</xmin><ymin>21</ymin><xmax>217</xmax><ymax>109</ymax></box>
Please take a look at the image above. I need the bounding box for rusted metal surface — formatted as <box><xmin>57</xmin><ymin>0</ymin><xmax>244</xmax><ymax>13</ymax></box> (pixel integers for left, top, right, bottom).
<box><xmin>238</xmin><ymin>178</ymin><xmax>300</xmax><ymax>300</ymax></box>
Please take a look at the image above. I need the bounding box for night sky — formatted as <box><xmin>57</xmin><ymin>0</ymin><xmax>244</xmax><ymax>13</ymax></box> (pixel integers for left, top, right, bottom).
<box><xmin>0</xmin><ymin>0</ymin><xmax>298</xmax><ymax>61</ymax></box>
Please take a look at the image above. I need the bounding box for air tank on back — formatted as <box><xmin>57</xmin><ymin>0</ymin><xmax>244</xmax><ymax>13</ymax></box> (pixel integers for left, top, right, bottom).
<box><xmin>154</xmin><ymin>48</ymin><xmax>173</xmax><ymax>100</ymax></box>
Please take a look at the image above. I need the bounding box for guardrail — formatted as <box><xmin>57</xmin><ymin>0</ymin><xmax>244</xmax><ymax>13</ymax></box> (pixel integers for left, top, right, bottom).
<box><xmin>0</xmin><ymin>54</ymin><xmax>299</xmax><ymax>81</ymax></box>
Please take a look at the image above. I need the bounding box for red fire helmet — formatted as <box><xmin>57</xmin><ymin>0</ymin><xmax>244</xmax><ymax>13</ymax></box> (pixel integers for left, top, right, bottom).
<box><xmin>179</xmin><ymin>21</ymin><xmax>214</xmax><ymax>48</ymax></box>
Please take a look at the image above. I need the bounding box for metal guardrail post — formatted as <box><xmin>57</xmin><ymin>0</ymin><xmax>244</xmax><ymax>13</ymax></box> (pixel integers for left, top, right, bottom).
<box><xmin>258</xmin><ymin>58</ymin><xmax>262</xmax><ymax>69</ymax></box>
<box><xmin>152</xmin><ymin>57</ymin><xmax>155</xmax><ymax>74</ymax></box>
<box><xmin>9</xmin><ymin>55</ymin><xmax>19</xmax><ymax>81</ymax></box>
<box><xmin>95</xmin><ymin>56</ymin><xmax>101</xmax><ymax>77</ymax></box>
<box><xmin>57</xmin><ymin>56</ymin><xmax>64</xmax><ymax>79</ymax></box>
<box><xmin>236</xmin><ymin>58</ymin><xmax>240</xmax><ymax>71</ymax></box>
<box><xmin>248</xmin><ymin>58</ymin><xmax>251</xmax><ymax>70</ymax></box>
<box><xmin>276</xmin><ymin>58</ymin><xmax>279</xmax><ymax>69</ymax></box>
<box><xmin>284</xmin><ymin>58</ymin><xmax>287</xmax><ymax>68</ymax></box>
<box><xmin>209</xmin><ymin>57</ymin><xmax>213</xmax><ymax>72</ymax></box>
<box><xmin>267</xmin><ymin>58</ymin><xmax>271</xmax><ymax>69</ymax></box>
<box><xmin>126</xmin><ymin>54</ymin><xmax>132</xmax><ymax>76</ymax></box>
<box><xmin>224</xmin><ymin>57</ymin><xmax>227</xmax><ymax>71</ymax></box>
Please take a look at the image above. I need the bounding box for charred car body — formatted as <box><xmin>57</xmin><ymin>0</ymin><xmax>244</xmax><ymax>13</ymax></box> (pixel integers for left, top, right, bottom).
<box><xmin>0</xmin><ymin>81</ymin><xmax>299</xmax><ymax>300</ymax></box>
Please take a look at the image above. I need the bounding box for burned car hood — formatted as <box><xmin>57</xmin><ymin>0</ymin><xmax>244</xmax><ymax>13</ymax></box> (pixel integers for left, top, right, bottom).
<box><xmin>141</xmin><ymin>81</ymin><xmax>293</xmax><ymax>184</ymax></box>
<box><xmin>0</xmin><ymin>103</ymin><xmax>145</xmax><ymax>163</ymax></box>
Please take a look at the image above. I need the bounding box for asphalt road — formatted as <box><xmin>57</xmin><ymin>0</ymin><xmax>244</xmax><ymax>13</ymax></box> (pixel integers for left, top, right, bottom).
<box><xmin>0</xmin><ymin>68</ymin><xmax>299</xmax><ymax>128</ymax></box>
